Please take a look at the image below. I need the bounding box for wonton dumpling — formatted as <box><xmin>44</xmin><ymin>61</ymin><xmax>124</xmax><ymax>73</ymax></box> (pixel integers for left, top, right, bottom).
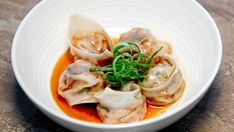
<box><xmin>142</xmin><ymin>54</ymin><xmax>184</xmax><ymax>106</ymax></box>
<box><xmin>68</xmin><ymin>15</ymin><xmax>114</xmax><ymax>65</ymax></box>
<box><xmin>95</xmin><ymin>82</ymin><xmax>146</xmax><ymax>124</ymax></box>
<box><xmin>119</xmin><ymin>28</ymin><xmax>172</xmax><ymax>55</ymax></box>
<box><xmin>58</xmin><ymin>60</ymin><xmax>105</xmax><ymax>106</ymax></box>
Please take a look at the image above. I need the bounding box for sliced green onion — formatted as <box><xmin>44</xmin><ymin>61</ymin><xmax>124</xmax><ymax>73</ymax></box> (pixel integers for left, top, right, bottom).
<box><xmin>90</xmin><ymin>42</ymin><xmax>163</xmax><ymax>88</ymax></box>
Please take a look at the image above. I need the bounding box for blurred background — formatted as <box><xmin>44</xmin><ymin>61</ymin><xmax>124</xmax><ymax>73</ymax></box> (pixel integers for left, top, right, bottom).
<box><xmin>0</xmin><ymin>0</ymin><xmax>233</xmax><ymax>131</ymax></box>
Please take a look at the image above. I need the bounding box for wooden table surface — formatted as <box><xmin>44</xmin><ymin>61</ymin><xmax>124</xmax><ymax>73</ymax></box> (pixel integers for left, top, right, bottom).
<box><xmin>0</xmin><ymin>0</ymin><xmax>233</xmax><ymax>131</ymax></box>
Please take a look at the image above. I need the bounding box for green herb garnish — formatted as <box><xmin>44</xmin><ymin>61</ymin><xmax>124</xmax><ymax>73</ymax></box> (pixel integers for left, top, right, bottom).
<box><xmin>90</xmin><ymin>42</ymin><xmax>162</xmax><ymax>87</ymax></box>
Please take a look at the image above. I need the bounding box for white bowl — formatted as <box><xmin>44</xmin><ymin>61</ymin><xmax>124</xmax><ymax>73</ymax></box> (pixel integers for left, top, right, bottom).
<box><xmin>11</xmin><ymin>0</ymin><xmax>222</xmax><ymax>131</ymax></box>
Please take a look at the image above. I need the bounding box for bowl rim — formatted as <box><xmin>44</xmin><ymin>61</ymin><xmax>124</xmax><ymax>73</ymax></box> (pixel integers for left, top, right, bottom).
<box><xmin>11</xmin><ymin>0</ymin><xmax>222</xmax><ymax>129</ymax></box>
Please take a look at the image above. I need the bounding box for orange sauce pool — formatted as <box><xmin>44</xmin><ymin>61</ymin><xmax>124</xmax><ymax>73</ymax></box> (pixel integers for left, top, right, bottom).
<box><xmin>51</xmin><ymin>39</ymin><xmax>173</xmax><ymax>123</ymax></box>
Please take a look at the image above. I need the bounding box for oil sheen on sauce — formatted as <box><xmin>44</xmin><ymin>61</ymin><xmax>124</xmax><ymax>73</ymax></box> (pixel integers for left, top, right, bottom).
<box><xmin>51</xmin><ymin>38</ymin><xmax>172</xmax><ymax>123</ymax></box>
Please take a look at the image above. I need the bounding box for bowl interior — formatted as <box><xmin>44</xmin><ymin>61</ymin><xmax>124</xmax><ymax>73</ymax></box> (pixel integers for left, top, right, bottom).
<box><xmin>12</xmin><ymin>0</ymin><xmax>221</xmax><ymax>129</ymax></box>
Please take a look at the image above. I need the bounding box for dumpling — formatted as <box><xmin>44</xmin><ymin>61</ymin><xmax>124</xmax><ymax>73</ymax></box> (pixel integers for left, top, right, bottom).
<box><xmin>95</xmin><ymin>82</ymin><xmax>146</xmax><ymax>124</ymax></box>
<box><xmin>58</xmin><ymin>60</ymin><xmax>105</xmax><ymax>106</ymax></box>
<box><xmin>142</xmin><ymin>53</ymin><xmax>185</xmax><ymax>106</ymax></box>
<box><xmin>68</xmin><ymin>15</ymin><xmax>114</xmax><ymax>65</ymax></box>
<box><xmin>119</xmin><ymin>28</ymin><xmax>172</xmax><ymax>55</ymax></box>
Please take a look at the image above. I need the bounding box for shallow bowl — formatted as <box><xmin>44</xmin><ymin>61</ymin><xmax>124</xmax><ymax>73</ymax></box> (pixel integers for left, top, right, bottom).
<box><xmin>12</xmin><ymin>0</ymin><xmax>222</xmax><ymax>131</ymax></box>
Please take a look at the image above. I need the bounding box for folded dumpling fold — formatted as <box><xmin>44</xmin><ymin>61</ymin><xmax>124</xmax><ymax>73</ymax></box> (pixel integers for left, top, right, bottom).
<box><xmin>58</xmin><ymin>60</ymin><xmax>105</xmax><ymax>106</ymax></box>
<box><xmin>95</xmin><ymin>82</ymin><xmax>146</xmax><ymax>124</ymax></box>
<box><xmin>119</xmin><ymin>28</ymin><xmax>172</xmax><ymax>55</ymax></box>
<box><xmin>68</xmin><ymin>15</ymin><xmax>114</xmax><ymax>65</ymax></box>
<box><xmin>142</xmin><ymin>54</ymin><xmax>185</xmax><ymax>106</ymax></box>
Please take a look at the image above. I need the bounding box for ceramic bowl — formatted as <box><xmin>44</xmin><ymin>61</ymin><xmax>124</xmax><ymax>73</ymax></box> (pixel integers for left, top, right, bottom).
<box><xmin>12</xmin><ymin>0</ymin><xmax>222</xmax><ymax>131</ymax></box>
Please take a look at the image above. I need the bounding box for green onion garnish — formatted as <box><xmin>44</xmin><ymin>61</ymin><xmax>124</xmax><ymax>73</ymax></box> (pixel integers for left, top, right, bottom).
<box><xmin>90</xmin><ymin>42</ymin><xmax>162</xmax><ymax>87</ymax></box>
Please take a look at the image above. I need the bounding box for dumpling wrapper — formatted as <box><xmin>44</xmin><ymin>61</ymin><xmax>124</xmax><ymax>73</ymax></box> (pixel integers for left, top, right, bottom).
<box><xmin>119</xmin><ymin>28</ymin><xmax>172</xmax><ymax>55</ymax></box>
<box><xmin>95</xmin><ymin>82</ymin><xmax>146</xmax><ymax>124</ymax></box>
<box><xmin>142</xmin><ymin>53</ymin><xmax>185</xmax><ymax>106</ymax></box>
<box><xmin>58</xmin><ymin>60</ymin><xmax>105</xmax><ymax>106</ymax></box>
<box><xmin>68</xmin><ymin>15</ymin><xmax>114</xmax><ymax>65</ymax></box>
